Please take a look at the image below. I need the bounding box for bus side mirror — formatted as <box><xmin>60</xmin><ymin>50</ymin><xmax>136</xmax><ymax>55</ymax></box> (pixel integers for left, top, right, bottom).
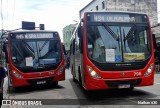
<box><xmin>62</xmin><ymin>45</ymin><xmax>67</xmax><ymax>55</ymax></box>
<box><xmin>152</xmin><ymin>34</ymin><xmax>157</xmax><ymax>50</ymax></box>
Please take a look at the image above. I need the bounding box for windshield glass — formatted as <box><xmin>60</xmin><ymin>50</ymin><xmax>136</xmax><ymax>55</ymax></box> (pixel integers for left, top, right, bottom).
<box><xmin>11</xmin><ymin>39</ymin><xmax>62</xmax><ymax>67</ymax></box>
<box><xmin>87</xmin><ymin>23</ymin><xmax>151</xmax><ymax>63</ymax></box>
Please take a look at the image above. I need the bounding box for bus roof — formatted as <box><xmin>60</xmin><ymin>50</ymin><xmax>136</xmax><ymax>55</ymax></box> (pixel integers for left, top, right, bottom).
<box><xmin>83</xmin><ymin>11</ymin><xmax>147</xmax><ymax>16</ymax></box>
<box><xmin>9</xmin><ymin>30</ymin><xmax>58</xmax><ymax>33</ymax></box>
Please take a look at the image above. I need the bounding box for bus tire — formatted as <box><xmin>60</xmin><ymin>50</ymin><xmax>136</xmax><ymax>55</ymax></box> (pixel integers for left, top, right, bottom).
<box><xmin>8</xmin><ymin>86</ymin><xmax>14</xmax><ymax>93</ymax></box>
<box><xmin>129</xmin><ymin>87</ymin><xmax>134</xmax><ymax>91</ymax></box>
<box><xmin>73</xmin><ymin>76</ymin><xmax>76</xmax><ymax>82</ymax></box>
<box><xmin>8</xmin><ymin>76</ymin><xmax>14</xmax><ymax>93</ymax></box>
<box><xmin>125</xmin><ymin>87</ymin><xmax>134</xmax><ymax>92</ymax></box>
<box><xmin>71</xmin><ymin>66</ymin><xmax>74</xmax><ymax>75</ymax></box>
<box><xmin>78</xmin><ymin>69</ymin><xmax>82</xmax><ymax>86</ymax></box>
<box><xmin>71</xmin><ymin>66</ymin><xmax>76</xmax><ymax>82</ymax></box>
<box><xmin>53</xmin><ymin>81</ymin><xmax>58</xmax><ymax>86</ymax></box>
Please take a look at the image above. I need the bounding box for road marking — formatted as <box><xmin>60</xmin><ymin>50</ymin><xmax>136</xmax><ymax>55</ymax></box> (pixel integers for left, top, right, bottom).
<box><xmin>154</xmin><ymin>82</ymin><xmax>160</xmax><ymax>84</ymax></box>
<box><xmin>128</xmin><ymin>99</ymin><xmax>138</xmax><ymax>104</ymax></box>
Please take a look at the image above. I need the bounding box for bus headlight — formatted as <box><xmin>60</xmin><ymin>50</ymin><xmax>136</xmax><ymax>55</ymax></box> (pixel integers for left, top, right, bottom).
<box><xmin>87</xmin><ymin>66</ymin><xmax>101</xmax><ymax>79</ymax></box>
<box><xmin>57</xmin><ymin>66</ymin><xmax>65</xmax><ymax>75</ymax></box>
<box><xmin>144</xmin><ymin>64</ymin><xmax>154</xmax><ymax>76</ymax></box>
<box><xmin>12</xmin><ymin>70</ymin><xmax>23</xmax><ymax>78</ymax></box>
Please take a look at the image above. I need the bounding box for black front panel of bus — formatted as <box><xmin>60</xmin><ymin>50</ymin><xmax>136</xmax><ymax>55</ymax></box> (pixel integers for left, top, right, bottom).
<box><xmin>90</xmin><ymin>59</ymin><xmax>148</xmax><ymax>71</ymax></box>
<box><xmin>14</xmin><ymin>64</ymin><xmax>60</xmax><ymax>73</ymax></box>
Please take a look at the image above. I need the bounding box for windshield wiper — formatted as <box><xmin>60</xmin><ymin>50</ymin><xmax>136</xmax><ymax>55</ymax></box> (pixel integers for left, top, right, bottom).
<box><xmin>124</xmin><ymin>24</ymin><xmax>136</xmax><ymax>41</ymax></box>
<box><xmin>13</xmin><ymin>44</ymin><xmax>24</xmax><ymax>59</ymax></box>
<box><xmin>102</xmin><ymin>23</ymin><xmax>121</xmax><ymax>51</ymax></box>
<box><xmin>39</xmin><ymin>40</ymin><xmax>49</xmax><ymax>52</ymax></box>
<box><xmin>102</xmin><ymin>23</ymin><xmax>119</xmax><ymax>41</ymax></box>
<box><xmin>22</xmin><ymin>40</ymin><xmax>34</xmax><ymax>52</ymax></box>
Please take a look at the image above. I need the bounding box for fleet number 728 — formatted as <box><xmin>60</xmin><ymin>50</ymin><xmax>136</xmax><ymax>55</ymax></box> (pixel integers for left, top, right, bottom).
<box><xmin>134</xmin><ymin>72</ymin><xmax>142</xmax><ymax>77</ymax></box>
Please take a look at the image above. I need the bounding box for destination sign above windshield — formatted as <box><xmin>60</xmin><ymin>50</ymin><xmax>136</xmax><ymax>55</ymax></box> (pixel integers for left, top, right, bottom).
<box><xmin>87</xmin><ymin>13</ymin><xmax>148</xmax><ymax>23</ymax></box>
<box><xmin>94</xmin><ymin>14</ymin><xmax>135</xmax><ymax>22</ymax></box>
<box><xmin>11</xmin><ymin>32</ymin><xmax>58</xmax><ymax>39</ymax></box>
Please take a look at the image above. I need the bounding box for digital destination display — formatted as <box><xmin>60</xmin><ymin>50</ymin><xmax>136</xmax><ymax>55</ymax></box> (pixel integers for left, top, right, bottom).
<box><xmin>11</xmin><ymin>32</ymin><xmax>58</xmax><ymax>39</ymax></box>
<box><xmin>88</xmin><ymin>13</ymin><xmax>148</xmax><ymax>23</ymax></box>
<box><xmin>94</xmin><ymin>14</ymin><xmax>135</xmax><ymax>22</ymax></box>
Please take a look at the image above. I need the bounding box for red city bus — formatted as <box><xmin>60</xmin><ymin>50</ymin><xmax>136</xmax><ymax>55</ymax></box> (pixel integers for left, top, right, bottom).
<box><xmin>7</xmin><ymin>30</ymin><xmax>65</xmax><ymax>89</ymax></box>
<box><xmin>70</xmin><ymin>12</ymin><xmax>156</xmax><ymax>91</ymax></box>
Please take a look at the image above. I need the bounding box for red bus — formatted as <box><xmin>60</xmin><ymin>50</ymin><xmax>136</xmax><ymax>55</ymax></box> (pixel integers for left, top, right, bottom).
<box><xmin>70</xmin><ymin>12</ymin><xmax>155</xmax><ymax>91</ymax></box>
<box><xmin>6</xmin><ymin>30</ymin><xmax>65</xmax><ymax>89</ymax></box>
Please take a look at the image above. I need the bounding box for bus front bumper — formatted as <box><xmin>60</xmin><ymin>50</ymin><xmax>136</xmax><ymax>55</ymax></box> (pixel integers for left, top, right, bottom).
<box><xmin>10</xmin><ymin>72</ymin><xmax>65</xmax><ymax>87</ymax></box>
<box><xmin>85</xmin><ymin>75</ymin><xmax>154</xmax><ymax>90</ymax></box>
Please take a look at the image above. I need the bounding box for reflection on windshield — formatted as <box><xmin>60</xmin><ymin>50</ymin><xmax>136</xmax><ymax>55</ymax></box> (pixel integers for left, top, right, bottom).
<box><xmin>87</xmin><ymin>24</ymin><xmax>151</xmax><ymax>63</ymax></box>
<box><xmin>11</xmin><ymin>39</ymin><xmax>62</xmax><ymax>67</ymax></box>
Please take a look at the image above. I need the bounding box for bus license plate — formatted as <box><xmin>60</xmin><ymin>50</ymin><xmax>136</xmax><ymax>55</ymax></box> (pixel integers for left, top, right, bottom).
<box><xmin>36</xmin><ymin>81</ymin><xmax>46</xmax><ymax>85</ymax></box>
<box><xmin>118</xmin><ymin>84</ymin><xmax>130</xmax><ymax>88</ymax></box>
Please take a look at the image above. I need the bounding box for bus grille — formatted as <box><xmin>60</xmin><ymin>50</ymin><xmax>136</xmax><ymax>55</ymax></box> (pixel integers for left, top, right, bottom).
<box><xmin>27</xmin><ymin>77</ymin><xmax>54</xmax><ymax>85</ymax></box>
<box><xmin>105</xmin><ymin>79</ymin><xmax>142</xmax><ymax>88</ymax></box>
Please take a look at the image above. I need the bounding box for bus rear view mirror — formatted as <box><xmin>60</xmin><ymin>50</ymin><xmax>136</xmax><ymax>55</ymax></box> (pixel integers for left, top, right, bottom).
<box><xmin>62</xmin><ymin>45</ymin><xmax>67</xmax><ymax>55</ymax></box>
<box><xmin>152</xmin><ymin>34</ymin><xmax>157</xmax><ymax>50</ymax></box>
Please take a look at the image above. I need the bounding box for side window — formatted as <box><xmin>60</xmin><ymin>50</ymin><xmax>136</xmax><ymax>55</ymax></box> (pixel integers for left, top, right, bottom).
<box><xmin>70</xmin><ymin>39</ymin><xmax>76</xmax><ymax>55</ymax></box>
<box><xmin>139</xmin><ymin>30</ymin><xmax>147</xmax><ymax>45</ymax></box>
<box><xmin>75</xmin><ymin>31</ymin><xmax>79</xmax><ymax>52</ymax></box>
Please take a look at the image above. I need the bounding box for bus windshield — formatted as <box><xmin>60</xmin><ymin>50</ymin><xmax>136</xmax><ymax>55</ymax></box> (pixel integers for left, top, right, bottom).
<box><xmin>87</xmin><ymin>23</ymin><xmax>151</xmax><ymax>63</ymax></box>
<box><xmin>10</xmin><ymin>34</ymin><xmax>62</xmax><ymax>68</ymax></box>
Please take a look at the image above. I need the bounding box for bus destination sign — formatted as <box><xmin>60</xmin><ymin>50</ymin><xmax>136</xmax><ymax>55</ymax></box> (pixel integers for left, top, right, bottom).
<box><xmin>88</xmin><ymin>13</ymin><xmax>147</xmax><ymax>23</ymax></box>
<box><xmin>93</xmin><ymin>14</ymin><xmax>135</xmax><ymax>22</ymax></box>
<box><xmin>15</xmin><ymin>33</ymin><xmax>53</xmax><ymax>39</ymax></box>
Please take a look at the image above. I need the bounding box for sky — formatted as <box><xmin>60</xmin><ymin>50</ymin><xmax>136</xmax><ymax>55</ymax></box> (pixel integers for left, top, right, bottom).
<box><xmin>0</xmin><ymin>0</ymin><xmax>92</xmax><ymax>40</ymax></box>
<box><xmin>0</xmin><ymin>0</ymin><xmax>160</xmax><ymax>40</ymax></box>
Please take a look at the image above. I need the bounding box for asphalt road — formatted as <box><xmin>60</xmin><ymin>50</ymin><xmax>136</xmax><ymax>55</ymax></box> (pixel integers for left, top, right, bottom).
<box><xmin>1</xmin><ymin>69</ymin><xmax>160</xmax><ymax>108</ymax></box>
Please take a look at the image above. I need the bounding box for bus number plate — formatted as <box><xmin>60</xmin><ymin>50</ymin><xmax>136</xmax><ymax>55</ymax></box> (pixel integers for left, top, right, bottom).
<box><xmin>118</xmin><ymin>84</ymin><xmax>130</xmax><ymax>88</ymax></box>
<box><xmin>36</xmin><ymin>81</ymin><xmax>46</xmax><ymax>85</ymax></box>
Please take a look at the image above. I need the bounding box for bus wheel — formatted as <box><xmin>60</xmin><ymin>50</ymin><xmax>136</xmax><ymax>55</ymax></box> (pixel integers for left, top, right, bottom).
<box><xmin>8</xmin><ymin>78</ymin><xmax>14</xmax><ymax>93</ymax></box>
<box><xmin>128</xmin><ymin>87</ymin><xmax>134</xmax><ymax>91</ymax></box>
<box><xmin>8</xmin><ymin>86</ymin><xmax>14</xmax><ymax>93</ymax></box>
<box><xmin>53</xmin><ymin>81</ymin><xmax>58</xmax><ymax>86</ymax></box>
<box><xmin>124</xmin><ymin>87</ymin><xmax>134</xmax><ymax>92</ymax></box>
<box><xmin>78</xmin><ymin>71</ymin><xmax>82</xmax><ymax>86</ymax></box>
<box><xmin>73</xmin><ymin>76</ymin><xmax>76</xmax><ymax>82</ymax></box>
<box><xmin>71</xmin><ymin>67</ymin><xmax>76</xmax><ymax>82</ymax></box>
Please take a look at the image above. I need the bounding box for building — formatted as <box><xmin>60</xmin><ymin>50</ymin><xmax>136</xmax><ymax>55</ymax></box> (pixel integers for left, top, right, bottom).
<box><xmin>152</xmin><ymin>24</ymin><xmax>160</xmax><ymax>46</ymax></box>
<box><xmin>63</xmin><ymin>24</ymin><xmax>77</xmax><ymax>54</ymax></box>
<box><xmin>80</xmin><ymin>0</ymin><xmax>157</xmax><ymax>27</ymax></box>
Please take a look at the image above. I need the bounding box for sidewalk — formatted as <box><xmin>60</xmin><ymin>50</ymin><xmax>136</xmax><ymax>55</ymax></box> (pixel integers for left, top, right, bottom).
<box><xmin>3</xmin><ymin>77</ymin><xmax>9</xmax><ymax>99</ymax></box>
<box><xmin>2</xmin><ymin>77</ymin><xmax>9</xmax><ymax>108</ymax></box>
